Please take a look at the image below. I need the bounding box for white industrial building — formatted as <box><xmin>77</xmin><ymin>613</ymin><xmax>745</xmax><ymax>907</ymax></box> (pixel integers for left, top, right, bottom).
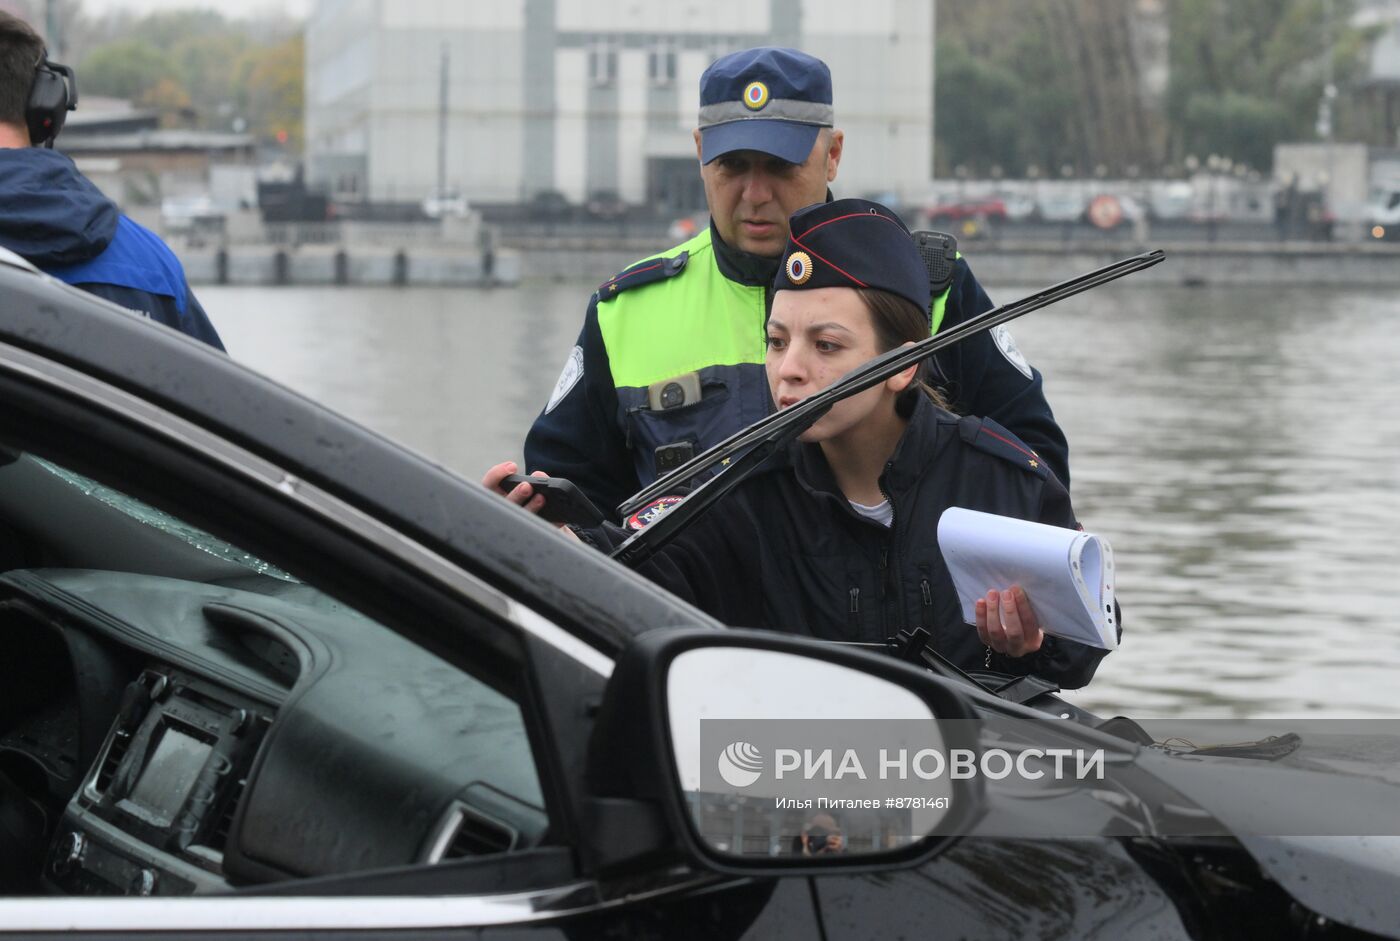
<box><xmin>305</xmin><ymin>0</ymin><xmax>936</xmax><ymax>212</ymax></box>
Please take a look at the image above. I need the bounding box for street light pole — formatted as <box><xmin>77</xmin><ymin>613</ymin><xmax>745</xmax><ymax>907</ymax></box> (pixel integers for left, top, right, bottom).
<box><xmin>437</xmin><ymin>42</ymin><xmax>449</xmax><ymax>203</ymax></box>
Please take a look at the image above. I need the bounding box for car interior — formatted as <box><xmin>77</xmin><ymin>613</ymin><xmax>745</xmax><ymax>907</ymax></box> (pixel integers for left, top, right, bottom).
<box><xmin>0</xmin><ymin>442</ymin><xmax>553</xmax><ymax>897</ymax></box>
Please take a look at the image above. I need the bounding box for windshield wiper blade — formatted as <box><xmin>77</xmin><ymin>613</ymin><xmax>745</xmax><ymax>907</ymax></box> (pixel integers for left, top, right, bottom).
<box><xmin>616</xmin><ymin>248</ymin><xmax>1165</xmax><ymax>524</ymax></box>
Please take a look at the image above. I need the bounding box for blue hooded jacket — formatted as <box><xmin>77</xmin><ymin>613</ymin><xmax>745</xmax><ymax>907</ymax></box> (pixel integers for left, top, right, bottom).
<box><xmin>0</xmin><ymin>148</ymin><xmax>224</xmax><ymax>351</ymax></box>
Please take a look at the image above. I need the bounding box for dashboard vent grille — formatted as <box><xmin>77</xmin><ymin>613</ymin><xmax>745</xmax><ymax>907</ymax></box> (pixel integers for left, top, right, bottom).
<box><xmin>206</xmin><ymin>777</ymin><xmax>247</xmax><ymax>853</ymax></box>
<box><xmin>93</xmin><ymin>732</ymin><xmax>131</xmax><ymax>793</ymax></box>
<box><xmin>439</xmin><ymin>808</ymin><xmax>517</xmax><ymax>860</ymax></box>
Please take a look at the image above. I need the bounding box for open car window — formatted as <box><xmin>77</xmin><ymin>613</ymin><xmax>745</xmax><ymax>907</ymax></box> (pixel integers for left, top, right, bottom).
<box><xmin>31</xmin><ymin>456</ymin><xmax>299</xmax><ymax>583</ymax></box>
<box><xmin>0</xmin><ymin>441</ymin><xmax>554</xmax><ymax>896</ymax></box>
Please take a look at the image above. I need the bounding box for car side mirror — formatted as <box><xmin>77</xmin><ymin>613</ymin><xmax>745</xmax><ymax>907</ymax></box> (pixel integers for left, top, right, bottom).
<box><xmin>584</xmin><ymin>629</ymin><xmax>984</xmax><ymax>876</ymax></box>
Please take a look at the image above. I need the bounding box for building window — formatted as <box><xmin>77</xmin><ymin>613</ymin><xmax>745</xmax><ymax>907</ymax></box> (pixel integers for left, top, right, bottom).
<box><xmin>648</xmin><ymin>39</ymin><xmax>676</xmax><ymax>87</ymax></box>
<box><xmin>588</xmin><ymin>38</ymin><xmax>618</xmax><ymax>87</ymax></box>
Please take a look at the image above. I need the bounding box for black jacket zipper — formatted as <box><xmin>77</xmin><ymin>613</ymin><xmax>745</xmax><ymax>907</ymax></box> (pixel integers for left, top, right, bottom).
<box><xmin>920</xmin><ymin>577</ymin><xmax>935</xmax><ymax>633</ymax></box>
<box><xmin>878</xmin><ymin>464</ymin><xmax>903</xmax><ymax>643</ymax></box>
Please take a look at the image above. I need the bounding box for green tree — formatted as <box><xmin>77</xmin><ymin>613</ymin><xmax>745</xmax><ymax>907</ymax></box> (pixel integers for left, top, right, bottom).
<box><xmin>170</xmin><ymin>31</ymin><xmax>253</xmax><ymax>127</ymax></box>
<box><xmin>934</xmin><ymin>42</ymin><xmax>1026</xmax><ymax>175</ymax></box>
<box><xmin>1164</xmin><ymin>0</ymin><xmax>1368</xmax><ymax>169</ymax></box>
<box><xmin>79</xmin><ymin>39</ymin><xmax>170</xmax><ymax>100</ymax></box>
<box><xmin>75</xmin><ymin>8</ymin><xmax>299</xmax><ymax>135</ymax></box>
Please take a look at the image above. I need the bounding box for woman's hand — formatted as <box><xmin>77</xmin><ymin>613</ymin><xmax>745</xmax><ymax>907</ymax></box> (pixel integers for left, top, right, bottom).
<box><xmin>482</xmin><ymin>461</ymin><xmax>548</xmax><ymax>513</ymax></box>
<box><xmin>974</xmin><ymin>585</ymin><xmax>1043</xmax><ymax>658</ymax></box>
<box><xmin>481</xmin><ymin>462</ymin><xmax>582</xmax><ymax>541</ymax></box>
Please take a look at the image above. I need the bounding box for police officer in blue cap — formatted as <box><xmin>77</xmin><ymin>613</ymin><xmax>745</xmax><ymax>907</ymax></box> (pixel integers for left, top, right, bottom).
<box><xmin>496</xmin><ymin>197</ymin><xmax>1111</xmax><ymax>687</ymax></box>
<box><xmin>523</xmin><ymin>46</ymin><xmax>1070</xmax><ymax>519</ymax></box>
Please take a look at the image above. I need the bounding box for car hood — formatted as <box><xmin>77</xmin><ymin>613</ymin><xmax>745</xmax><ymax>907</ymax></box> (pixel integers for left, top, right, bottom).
<box><xmin>1141</xmin><ymin>741</ymin><xmax>1400</xmax><ymax>937</ymax></box>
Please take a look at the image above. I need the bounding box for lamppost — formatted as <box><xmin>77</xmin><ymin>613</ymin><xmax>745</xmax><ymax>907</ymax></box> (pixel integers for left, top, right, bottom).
<box><xmin>1206</xmin><ymin>154</ymin><xmax>1222</xmax><ymax>241</ymax></box>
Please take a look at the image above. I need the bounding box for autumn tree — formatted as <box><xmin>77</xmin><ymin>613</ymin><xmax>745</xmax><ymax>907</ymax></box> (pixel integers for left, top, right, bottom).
<box><xmin>234</xmin><ymin>34</ymin><xmax>304</xmax><ymax>150</ymax></box>
<box><xmin>74</xmin><ymin>9</ymin><xmax>301</xmax><ymax>149</ymax></box>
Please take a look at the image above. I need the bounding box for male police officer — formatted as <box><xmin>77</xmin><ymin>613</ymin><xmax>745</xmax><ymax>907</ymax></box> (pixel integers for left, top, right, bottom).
<box><xmin>525</xmin><ymin>46</ymin><xmax>1064</xmax><ymax>515</ymax></box>
<box><xmin>0</xmin><ymin>12</ymin><xmax>224</xmax><ymax>350</ymax></box>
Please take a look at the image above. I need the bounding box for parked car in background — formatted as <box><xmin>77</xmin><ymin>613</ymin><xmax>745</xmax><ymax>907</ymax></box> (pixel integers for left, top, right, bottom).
<box><xmin>1036</xmin><ymin>192</ymin><xmax>1089</xmax><ymax>223</ymax></box>
<box><xmin>1366</xmin><ymin>183</ymin><xmax>1400</xmax><ymax>241</ymax></box>
<box><xmin>924</xmin><ymin>198</ymin><xmax>1007</xmax><ymax>225</ymax></box>
<box><xmin>159</xmin><ymin>195</ymin><xmax>225</xmax><ymax>235</ymax></box>
<box><xmin>421</xmin><ymin>190</ymin><xmax>470</xmax><ymax>219</ymax></box>
<box><xmin>527</xmin><ymin>189</ymin><xmax>573</xmax><ymax>222</ymax></box>
<box><xmin>1000</xmin><ymin>193</ymin><xmax>1038</xmax><ymax>221</ymax></box>
<box><xmin>919</xmin><ymin>199</ymin><xmax>1006</xmax><ymax>240</ymax></box>
<box><xmin>1148</xmin><ymin>181</ymin><xmax>1195</xmax><ymax>220</ymax></box>
<box><xmin>584</xmin><ymin>190</ymin><xmax>628</xmax><ymax>221</ymax></box>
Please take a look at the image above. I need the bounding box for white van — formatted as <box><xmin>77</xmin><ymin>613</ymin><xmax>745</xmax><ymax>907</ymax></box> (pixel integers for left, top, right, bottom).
<box><xmin>1366</xmin><ymin>183</ymin><xmax>1400</xmax><ymax>241</ymax></box>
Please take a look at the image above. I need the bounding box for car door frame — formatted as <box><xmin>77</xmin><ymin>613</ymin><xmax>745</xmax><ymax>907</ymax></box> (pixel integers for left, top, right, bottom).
<box><xmin>0</xmin><ymin>299</ymin><xmax>766</xmax><ymax>934</ymax></box>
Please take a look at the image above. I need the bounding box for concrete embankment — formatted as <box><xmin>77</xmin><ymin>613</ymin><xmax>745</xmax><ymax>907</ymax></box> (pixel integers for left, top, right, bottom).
<box><xmin>182</xmin><ymin>245</ymin><xmax>521</xmax><ymax>287</ymax></box>
<box><xmin>176</xmin><ymin>238</ymin><xmax>1400</xmax><ymax>288</ymax></box>
<box><xmin>510</xmin><ymin>238</ymin><xmax>1400</xmax><ymax>287</ymax></box>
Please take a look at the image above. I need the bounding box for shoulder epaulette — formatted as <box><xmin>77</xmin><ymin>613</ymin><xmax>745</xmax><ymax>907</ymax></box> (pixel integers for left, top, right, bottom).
<box><xmin>597</xmin><ymin>251</ymin><xmax>689</xmax><ymax>301</ymax></box>
<box><xmin>958</xmin><ymin>416</ymin><xmax>1049</xmax><ymax>479</ymax></box>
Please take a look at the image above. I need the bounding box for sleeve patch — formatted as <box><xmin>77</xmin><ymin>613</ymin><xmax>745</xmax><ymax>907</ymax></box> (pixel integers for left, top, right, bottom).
<box><xmin>545</xmin><ymin>345</ymin><xmax>585</xmax><ymax>414</ymax></box>
<box><xmin>992</xmin><ymin>324</ymin><xmax>1034</xmax><ymax>380</ymax></box>
<box><xmin>597</xmin><ymin>251</ymin><xmax>689</xmax><ymax>301</ymax></box>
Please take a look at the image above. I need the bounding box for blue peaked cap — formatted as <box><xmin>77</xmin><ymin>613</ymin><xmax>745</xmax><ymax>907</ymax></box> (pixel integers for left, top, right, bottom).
<box><xmin>698</xmin><ymin>47</ymin><xmax>834</xmax><ymax>165</ymax></box>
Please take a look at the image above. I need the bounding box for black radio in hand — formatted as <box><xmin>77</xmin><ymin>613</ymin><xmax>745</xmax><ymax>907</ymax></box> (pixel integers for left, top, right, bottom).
<box><xmin>500</xmin><ymin>474</ymin><xmax>604</xmax><ymax>528</ymax></box>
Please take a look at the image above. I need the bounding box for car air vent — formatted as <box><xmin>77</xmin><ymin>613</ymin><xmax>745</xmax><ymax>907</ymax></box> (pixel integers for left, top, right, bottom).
<box><xmin>92</xmin><ymin>730</ymin><xmax>131</xmax><ymax>793</ymax></box>
<box><xmin>204</xmin><ymin>776</ymin><xmax>247</xmax><ymax>854</ymax></box>
<box><xmin>429</xmin><ymin>802</ymin><xmax>519</xmax><ymax>862</ymax></box>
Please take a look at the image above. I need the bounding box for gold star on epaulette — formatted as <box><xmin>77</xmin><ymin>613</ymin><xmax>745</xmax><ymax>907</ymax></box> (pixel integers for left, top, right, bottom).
<box><xmin>1029</xmin><ymin>460</ymin><xmax>1039</xmax><ymax>469</ymax></box>
<box><xmin>608</xmin><ymin>283</ymin><xmax>618</xmax><ymax>292</ymax></box>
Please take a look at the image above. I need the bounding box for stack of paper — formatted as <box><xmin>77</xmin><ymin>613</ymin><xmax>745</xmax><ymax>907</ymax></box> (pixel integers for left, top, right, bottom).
<box><xmin>936</xmin><ymin>507</ymin><xmax>1117</xmax><ymax>650</ymax></box>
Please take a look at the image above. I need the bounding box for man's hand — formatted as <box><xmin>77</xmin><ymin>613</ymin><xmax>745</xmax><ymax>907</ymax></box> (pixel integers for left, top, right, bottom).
<box><xmin>974</xmin><ymin>585</ymin><xmax>1044</xmax><ymax>658</ymax></box>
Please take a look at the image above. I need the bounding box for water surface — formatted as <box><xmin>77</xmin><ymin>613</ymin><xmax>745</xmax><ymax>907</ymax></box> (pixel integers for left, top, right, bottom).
<box><xmin>205</xmin><ymin>278</ymin><xmax>1400</xmax><ymax>718</ymax></box>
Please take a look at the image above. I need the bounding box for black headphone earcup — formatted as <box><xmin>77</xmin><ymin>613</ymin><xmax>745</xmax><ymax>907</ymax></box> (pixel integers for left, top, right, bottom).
<box><xmin>25</xmin><ymin>67</ymin><xmax>70</xmax><ymax>144</ymax></box>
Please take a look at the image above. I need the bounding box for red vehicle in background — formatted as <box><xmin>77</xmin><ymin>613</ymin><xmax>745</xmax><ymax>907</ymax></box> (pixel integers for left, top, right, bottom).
<box><xmin>921</xmin><ymin>198</ymin><xmax>1007</xmax><ymax>239</ymax></box>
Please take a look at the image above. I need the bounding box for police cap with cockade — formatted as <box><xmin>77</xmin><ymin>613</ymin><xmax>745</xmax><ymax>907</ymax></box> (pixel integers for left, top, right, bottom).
<box><xmin>697</xmin><ymin>47</ymin><xmax>834</xmax><ymax>165</ymax></box>
<box><xmin>775</xmin><ymin>198</ymin><xmax>931</xmax><ymax>313</ymax></box>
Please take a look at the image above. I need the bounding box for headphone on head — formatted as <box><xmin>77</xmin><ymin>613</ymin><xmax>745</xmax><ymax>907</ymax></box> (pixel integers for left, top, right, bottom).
<box><xmin>26</xmin><ymin>51</ymin><xmax>77</xmax><ymax>147</ymax></box>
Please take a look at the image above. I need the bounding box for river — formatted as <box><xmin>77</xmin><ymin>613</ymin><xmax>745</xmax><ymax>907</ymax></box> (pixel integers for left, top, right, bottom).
<box><xmin>203</xmin><ymin>279</ymin><xmax>1400</xmax><ymax>719</ymax></box>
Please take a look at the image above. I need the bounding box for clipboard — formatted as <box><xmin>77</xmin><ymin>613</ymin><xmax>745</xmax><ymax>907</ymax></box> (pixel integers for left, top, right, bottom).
<box><xmin>937</xmin><ymin>507</ymin><xmax>1118</xmax><ymax>650</ymax></box>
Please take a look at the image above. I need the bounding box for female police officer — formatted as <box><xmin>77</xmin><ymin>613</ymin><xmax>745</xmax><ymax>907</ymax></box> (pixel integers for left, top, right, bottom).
<box><xmin>487</xmin><ymin>198</ymin><xmax>1111</xmax><ymax>688</ymax></box>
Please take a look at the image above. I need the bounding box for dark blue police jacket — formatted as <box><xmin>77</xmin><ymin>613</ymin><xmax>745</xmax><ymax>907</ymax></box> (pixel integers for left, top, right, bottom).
<box><xmin>0</xmin><ymin>148</ymin><xmax>224</xmax><ymax>351</ymax></box>
<box><xmin>582</xmin><ymin>394</ymin><xmax>1109</xmax><ymax>690</ymax></box>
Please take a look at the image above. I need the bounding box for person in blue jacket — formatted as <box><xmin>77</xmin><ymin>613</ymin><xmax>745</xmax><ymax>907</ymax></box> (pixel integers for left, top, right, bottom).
<box><xmin>0</xmin><ymin>11</ymin><xmax>224</xmax><ymax>351</ymax></box>
<box><xmin>490</xmin><ymin>199</ymin><xmax>1113</xmax><ymax>689</ymax></box>
<box><xmin>524</xmin><ymin>47</ymin><xmax>1066</xmax><ymax>519</ymax></box>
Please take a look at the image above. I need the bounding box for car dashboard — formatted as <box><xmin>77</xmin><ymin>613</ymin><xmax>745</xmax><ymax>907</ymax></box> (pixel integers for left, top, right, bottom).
<box><xmin>0</xmin><ymin>567</ymin><xmax>548</xmax><ymax>896</ymax></box>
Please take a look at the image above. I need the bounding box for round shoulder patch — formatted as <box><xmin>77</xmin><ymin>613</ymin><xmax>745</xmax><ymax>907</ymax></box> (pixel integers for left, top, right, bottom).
<box><xmin>545</xmin><ymin>345</ymin><xmax>585</xmax><ymax>414</ymax></box>
<box><xmin>991</xmin><ymin>325</ymin><xmax>1033</xmax><ymax>380</ymax></box>
<box><xmin>626</xmin><ymin>495</ymin><xmax>685</xmax><ymax>532</ymax></box>
<box><xmin>743</xmin><ymin>81</ymin><xmax>770</xmax><ymax>111</ymax></box>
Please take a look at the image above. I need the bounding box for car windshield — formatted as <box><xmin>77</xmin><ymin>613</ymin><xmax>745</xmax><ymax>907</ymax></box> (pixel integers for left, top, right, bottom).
<box><xmin>33</xmin><ymin>456</ymin><xmax>299</xmax><ymax>582</ymax></box>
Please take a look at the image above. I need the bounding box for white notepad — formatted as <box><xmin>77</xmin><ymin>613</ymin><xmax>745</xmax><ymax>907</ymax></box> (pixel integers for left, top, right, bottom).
<box><xmin>936</xmin><ymin>507</ymin><xmax>1118</xmax><ymax>650</ymax></box>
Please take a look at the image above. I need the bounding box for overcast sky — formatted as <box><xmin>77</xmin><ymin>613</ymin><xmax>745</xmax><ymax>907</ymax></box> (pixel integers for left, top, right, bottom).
<box><xmin>80</xmin><ymin>0</ymin><xmax>309</xmax><ymax>17</ymax></box>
